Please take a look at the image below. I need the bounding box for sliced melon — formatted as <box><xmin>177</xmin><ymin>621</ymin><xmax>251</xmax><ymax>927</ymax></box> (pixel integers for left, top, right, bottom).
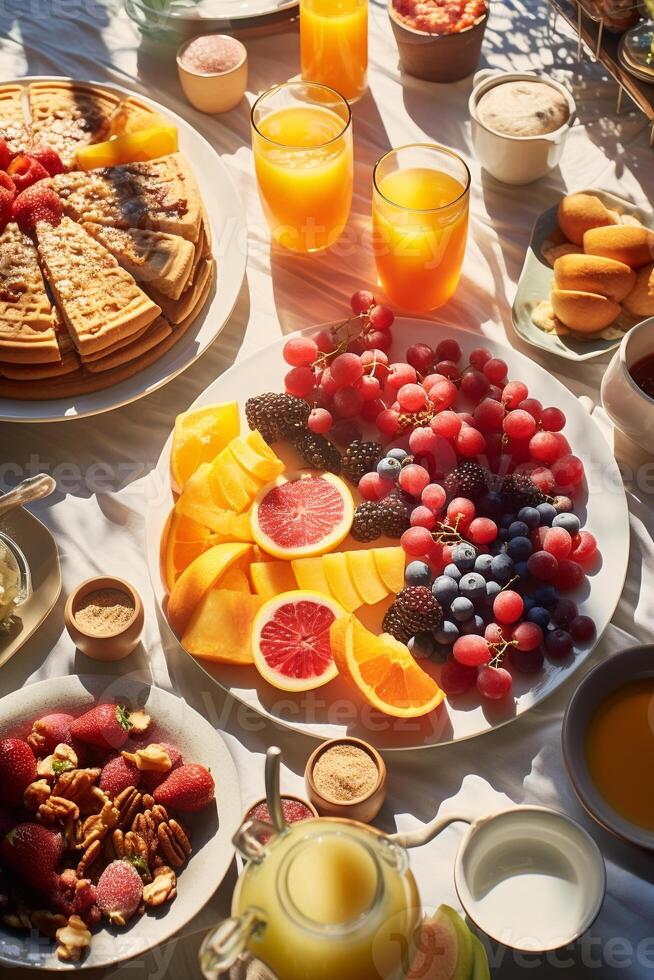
<box><xmin>292</xmin><ymin>556</ymin><xmax>331</xmax><ymax>595</ymax></box>
<box><xmin>167</xmin><ymin>542</ymin><xmax>253</xmax><ymax>635</ymax></box>
<box><xmin>323</xmin><ymin>553</ymin><xmax>361</xmax><ymax>612</ymax></box>
<box><xmin>229</xmin><ymin>436</ymin><xmax>285</xmax><ymax>482</ymax></box>
<box><xmin>373</xmin><ymin>546</ymin><xmax>406</xmax><ymax>594</ymax></box>
<box><xmin>182</xmin><ymin>589</ymin><xmax>263</xmax><ymax>664</ymax></box>
<box><xmin>250</xmin><ymin>561</ymin><xmax>297</xmax><ymax>598</ymax></box>
<box><xmin>346</xmin><ymin>550</ymin><xmax>388</xmax><ymax>605</ymax></box>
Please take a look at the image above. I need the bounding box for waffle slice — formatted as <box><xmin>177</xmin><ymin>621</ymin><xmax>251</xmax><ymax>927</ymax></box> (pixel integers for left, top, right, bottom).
<box><xmin>0</xmin><ymin>223</ymin><xmax>60</xmax><ymax>364</ymax></box>
<box><xmin>36</xmin><ymin>216</ymin><xmax>161</xmax><ymax>355</ymax></box>
<box><xmin>28</xmin><ymin>81</ymin><xmax>121</xmax><ymax>169</ymax></box>
<box><xmin>53</xmin><ymin>152</ymin><xmax>202</xmax><ymax>242</ymax></box>
<box><xmin>0</xmin><ymin>85</ymin><xmax>31</xmax><ymax>155</ymax></box>
<box><xmin>82</xmin><ymin>222</ymin><xmax>194</xmax><ymax>301</ymax></box>
<box><xmin>145</xmin><ymin>257</ymin><xmax>214</xmax><ymax>324</ymax></box>
<box><xmin>84</xmin><ymin>317</ymin><xmax>172</xmax><ymax>373</ymax></box>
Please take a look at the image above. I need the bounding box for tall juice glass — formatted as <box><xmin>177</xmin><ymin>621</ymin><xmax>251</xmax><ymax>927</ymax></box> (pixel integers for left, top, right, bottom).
<box><xmin>300</xmin><ymin>0</ymin><xmax>368</xmax><ymax>102</ymax></box>
<box><xmin>372</xmin><ymin>144</ymin><xmax>470</xmax><ymax>312</ymax></box>
<box><xmin>252</xmin><ymin>81</ymin><xmax>353</xmax><ymax>253</ymax></box>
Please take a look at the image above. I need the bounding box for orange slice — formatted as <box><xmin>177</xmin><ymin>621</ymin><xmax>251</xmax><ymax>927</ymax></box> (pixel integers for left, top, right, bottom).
<box><xmin>331</xmin><ymin>615</ymin><xmax>445</xmax><ymax>718</ymax></box>
<box><xmin>170</xmin><ymin>402</ymin><xmax>240</xmax><ymax>491</ymax></box>
<box><xmin>167</xmin><ymin>542</ymin><xmax>253</xmax><ymax>636</ymax></box>
<box><xmin>161</xmin><ymin>509</ymin><xmax>217</xmax><ymax>592</ymax></box>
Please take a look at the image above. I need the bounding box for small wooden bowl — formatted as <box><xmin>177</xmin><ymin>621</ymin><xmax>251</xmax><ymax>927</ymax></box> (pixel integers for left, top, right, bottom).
<box><xmin>388</xmin><ymin>2</ymin><xmax>488</xmax><ymax>83</ymax></box>
<box><xmin>64</xmin><ymin>576</ymin><xmax>144</xmax><ymax>662</ymax></box>
<box><xmin>305</xmin><ymin>737</ymin><xmax>387</xmax><ymax>824</ymax></box>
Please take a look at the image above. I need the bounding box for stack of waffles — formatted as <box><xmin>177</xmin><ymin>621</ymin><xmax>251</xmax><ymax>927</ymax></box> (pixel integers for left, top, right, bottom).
<box><xmin>0</xmin><ymin>81</ymin><xmax>215</xmax><ymax>400</ymax></box>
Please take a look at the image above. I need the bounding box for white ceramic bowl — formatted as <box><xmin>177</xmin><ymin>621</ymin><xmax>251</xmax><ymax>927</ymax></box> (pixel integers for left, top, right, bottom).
<box><xmin>0</xmin><ymin>676</ymin><xmax>242</xmax><ymax>971</ymax></box>
<box><xmin>469</xmin><ymin>70</ymin><xmax>576</xmax><ymax>185</ymax></box>
<box><xmin>601</xmin><ymin>316</ymin><xmax>654</xmax><ymax>454</ymax></box>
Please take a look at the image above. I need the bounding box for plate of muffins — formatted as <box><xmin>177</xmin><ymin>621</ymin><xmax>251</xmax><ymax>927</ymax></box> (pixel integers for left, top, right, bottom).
<box><xmin>512</xmin><ymin>189</ymin><xmax>654</xmax><ymax>361</ymax></box>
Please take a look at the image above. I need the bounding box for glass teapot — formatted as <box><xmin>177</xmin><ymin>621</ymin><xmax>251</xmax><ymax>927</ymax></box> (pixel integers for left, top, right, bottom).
<box><xmin>199</xmin><ymin>749</ymin><xmax>422</xmax><ymax>980</ymax></box>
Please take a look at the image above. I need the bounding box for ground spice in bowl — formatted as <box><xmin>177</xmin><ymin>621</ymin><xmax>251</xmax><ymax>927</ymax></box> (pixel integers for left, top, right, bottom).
<box><xmin>312</xmin><ymin>744</ymin><xmax>380</xmax><ymax>803</ymax></box>
<box><xmin>74</xmin><ymin>588</ymin><xmax>135</xmax><ymax>636</ymax></box>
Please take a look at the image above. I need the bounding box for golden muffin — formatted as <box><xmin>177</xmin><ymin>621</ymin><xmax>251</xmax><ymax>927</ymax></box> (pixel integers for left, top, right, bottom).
<box><xmin>583</xmin><ymin>225</ymin><xmax>654</xmax><ymax>268</ymax></box>
<box><xmin>553</xmin><ymin>253</ymin><xmax>636</xmax><ymax>302</ymax></box>
<box><xmin>623</xmin><ymin>263</ymin><xmax>654</xmax><ymax>317</ymax></box>
<box><xmin>557</xmin><ymin>193</ymin><xmax>617</xmax><ymax>245</ymax></box>
<box><xmin>551</xmin><ymin>289</ymin><xmax>621</xmax><ymax>333</ymax></box>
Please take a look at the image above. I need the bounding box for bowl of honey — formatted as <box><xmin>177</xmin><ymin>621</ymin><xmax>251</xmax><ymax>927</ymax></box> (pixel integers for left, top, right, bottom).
<box><xmin>562</xmin><ymin>643</ymin><xmax>654</xmax><ymax>850</ymax></box>
<box><xmin>601</xmin><ymin>316</ymin><xmax>654</xmax><ymax>454</ymax></box>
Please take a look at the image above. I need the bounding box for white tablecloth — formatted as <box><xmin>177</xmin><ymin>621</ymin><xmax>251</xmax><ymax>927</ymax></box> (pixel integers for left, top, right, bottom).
<box><xmin>2</xmin><ymin>1</ymin><xmax>654</xmax><ymax>977</ymax></box>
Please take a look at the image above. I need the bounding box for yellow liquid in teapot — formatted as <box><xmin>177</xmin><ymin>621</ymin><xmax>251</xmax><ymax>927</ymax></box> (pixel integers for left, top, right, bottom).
<box><xmin>235</xmin><ymin>819</ymin><xmax>420</xmax><ymax>980</ymax></box>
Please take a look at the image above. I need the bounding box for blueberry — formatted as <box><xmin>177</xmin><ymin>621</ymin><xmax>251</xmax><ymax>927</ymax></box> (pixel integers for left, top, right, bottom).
<box><xmin>478</xmin><ymin>491</ymin><xmax>503</xmax><ymax>518</ymax></box>
<box><xmin>443</xmin><ymin>563</ymin><xmax>462</xmax><ymax>582</ymax></box>
<box><xmin>500</xmin><ymin>514</ymin><xmax>513</xmax><ymax>529</ymax></box>
<box><xmin>537</xmin><ymin>502</ymin><xmax>557</xmax><ymax>526</ymax></box>
<box><xmin>405</xmin><ymin>560</ymin><xmax>432</xmax><ymax>588</ymax></box>
<box><xmin>507</xmin><ymin>536</ymin><xmax>533</xmax><ymax>561</ymax></box>
<box><xmin>523</xmin><ymin>595</ymin><xmax>536</xmax><ymax>613</ymax></box>
<box><xmin>432</xmin><ymin>575</ymin><xmax>459</xmax><ymax>606</ymax></box>
<box><xmin>518</xmin><ymin>506</ymin><xmax>540</xmax><ymax>529</ymax></box>
<box><xmin>408</xmin><ymin>632</ymin><xmax>438</xmax><ymax>661</ymax></box>
<box><xmin>486</xmin><ymin>580</ymin><xmax>502</xmax><ymax>601</ymax></box>
<box><xmin>527</xmin><ymin>606</ymin><xmax>550</xmax><ymax>630</ymax></box>
<box><xmin>435</xmin><ymin>620</ymin><xmax>460</xmax><ymax>645</ymax></box>
<box><xmin>452</xmin><ymin>542</ymin><xmax>477</xmax><ymax>572</ymax></box>
<box><xmin>459</xmin><ymin>572</ymin><xmax>486</xmax><ymax>601</ymax></box>
<box><xmin>552</xmin><ymin>513</ymin><xmax>580</xmax><ymax>536</ymax></box>
<box><xmin>461</xmin><ymin>614</ymin><xmax>485</xmax><ymax>635</ymax></box>
<box><xmin>490</xmin><ymin>552</ymin><xmax>515</xmax><ymax>583</ymax></box>
<box><xmin>386</xmin><ymin>447</ymin><xmax>408</xmax><ymax>462</ymax></box>
<box><xmin>474</xmin><ymin>553</ymin><xmax>494</xmax><ymax>576</ymax></box>
<box><xmin>377</xmin><ymin>457</ymin><xmax>401</xmax><ymax>480</ymax></box>
<box><xmin>451</xmin><ymin>596</ymin><xmax>475</xmax><ymax>621</ymax></box>
<box><xmin>533</xmin><ymin>585</ymin><xmax>558</xmax><ymax>607</ymax></box>
<box><xmin>508</xmin><ymin>521</ymin><xmax>529</xmax><ymax>540</ymax></box>
<box><xmin>514</xmin><ymin>560</ymin><xmax>530</xmax><ymax>580</ymax></box>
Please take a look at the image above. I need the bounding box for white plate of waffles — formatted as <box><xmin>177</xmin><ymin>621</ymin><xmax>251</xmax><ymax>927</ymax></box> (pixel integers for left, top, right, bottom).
<box><xmin>0</xmin><ymin>77</ymin><xmax>247</xmax><ymax>423</ymax></box>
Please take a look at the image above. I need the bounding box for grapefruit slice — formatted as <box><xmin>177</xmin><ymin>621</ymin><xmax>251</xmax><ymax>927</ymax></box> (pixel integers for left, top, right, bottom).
<box><xmin>252</xmin><ymin>590</ymin><xmax>345</xmax><ymax>692</ymax></box>
<box><xmin>251</xmin><ymin>474</ymin><xmax>354</xmax><ymax>560</ymax></box>
<box><xmin>331</xmin><ymin>615</ymin><xmax>445</xmax><ymax>718</ymax></box>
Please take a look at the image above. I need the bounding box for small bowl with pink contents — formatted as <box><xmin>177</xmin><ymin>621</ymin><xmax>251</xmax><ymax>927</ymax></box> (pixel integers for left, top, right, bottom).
<box><xmin>177</xmin><ymin>34</ymin><xmax>248</xmax><ymax>114</ymax></box>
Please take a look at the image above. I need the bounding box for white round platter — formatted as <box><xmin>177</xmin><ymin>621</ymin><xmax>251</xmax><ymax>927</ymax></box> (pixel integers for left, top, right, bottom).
<box><xmin>0</xmin><ymin>76</ymin><xmax>247</xmax><ymax>424</ymax></box>
<box><xmin>145</xmin><ymin>319</ymin><xmax>629</xmax><ymax>751</ymax></box>
<box><xmin>0</xmin><ymin>676</ymin><xmax>242</xmax><ymax>970</ymax></box>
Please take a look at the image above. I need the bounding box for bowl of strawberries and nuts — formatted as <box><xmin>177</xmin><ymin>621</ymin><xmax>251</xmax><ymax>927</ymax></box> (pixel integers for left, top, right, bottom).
<box><xmin>0</xmin><ymin>676</ymin><xmax>241</xmax><ymax>970</ymax></box>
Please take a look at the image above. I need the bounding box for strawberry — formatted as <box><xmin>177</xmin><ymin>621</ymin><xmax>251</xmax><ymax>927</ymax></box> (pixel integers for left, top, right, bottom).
<box><xmin>0</xmin><ymin>136</ymin><xmax>10</xmax><ymax>171</ymax></box>
<box><xmin>96</xmin><ymin>860</ymin><xmax>142</xmax><ymax>925</ymax></box>
<box><xmin>153</xmin><ymin>763</ymin><xmax>215</xmax><ymax>812</ymax></box>
<box><xmin>7</xmin><ymin>154</ymin><xmax>49</xmax><ymax>192</ymax></box>
<box><xmin>12</xmin><ymin>184</ymin><xmax>63</xmax><ymax>235</ymax></box>
<box><xmin>27</xmin><ymin>712</ymin><xmax>74</xmax><ymax>755</ymax></box>
<box><xmin>0</xmin><ymin>187</ymin><xmax>12</xmax><ymax>233</ymax></box>
<box><xmin>139</xmin><ymin>741</ymin><xmax>183</xmax><ymax>794</ymax></box>
<box><xmin>0</xmin><ymin>823</ymin><xmax>63</xmax><ymax>895</ymax></box>
<box><xmin>29</xmin><ymin>144</ymin><xmax>65</xmax><ymax>177</ymax></box>
<box><xmin>0</xmin><ymin>172</ymin><xmax>16</xmax><ymax>198</ymax></box>
<box><xmin>0</xmin><ymin>739</ymin><xmax>37</xmax><ymax>806</ymax></box>
<box><xmin>70</xmin><ymin>703</ymin><xmax>133</xmax><ymax>750</ymax></box>
<box><xmin>99</xmin><ymin>755</ymin><xmax>141</xmax><ymax>797</ymax></box>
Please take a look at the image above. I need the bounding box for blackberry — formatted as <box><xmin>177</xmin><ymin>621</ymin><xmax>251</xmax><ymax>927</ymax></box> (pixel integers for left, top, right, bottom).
<box><xmin>293</xmin><ymin>430</ymin><xmax>342</xmax><ymax>474</ymax></box>
<box><xmin>394</xmin><ymin>586</ymin><xmax>443</xmax><ymax>635</ymax></box>
<box><xmin>500</xmin><ymin>473</ymin><xmax>546</xmax><ymax>511</ymax></box>
<box><xmin>382</xmin><ymin>605</ymin><xmax>412</xmax><ymax>644</ymax></box>
<box><xmin>444</xmin><ymin>461</ymin><xmax>492</xmax><ymax>502</ymax></box>
<box><xmin>245</xmin><ymin>392</ymin><xmax>310</xmax><ymax>444</ymax></box>
<box><xmin>342</xmin><ymin>440</ymin><xmax>384</xmax><ymax>486</ymax></box>
<box><xmin>351</xmin><ymin>502</ymin><xmax>384</xmax><ymax>542</ymax></box>
<box><xmin>379</xmin><ymin>489</ymin><xmax>413</xmax><ymax>538</ymax></box>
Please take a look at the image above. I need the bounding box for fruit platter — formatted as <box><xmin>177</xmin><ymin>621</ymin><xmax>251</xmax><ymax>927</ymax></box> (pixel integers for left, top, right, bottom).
<box><xmin>0</xmin><ymin>77</ymin><xmax>247</xmax><ymax>424</ymax></box>
<box><xmin>146</xmin><ymin>292</ymin><xmax>630</xmax><ymax>750</ymax></box>
<box><xmin>0</xmin><ymin>676</ymin><xmax>241</xmax><ymax>970</ymax></box>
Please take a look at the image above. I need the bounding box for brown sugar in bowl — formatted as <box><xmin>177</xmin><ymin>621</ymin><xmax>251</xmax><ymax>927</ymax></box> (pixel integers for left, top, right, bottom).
<box><xmin>388</xmin><ymin>2</ymin><xmax>488</xmax><ymax>83</ymax></box>
<box><xmin>305</xmin><ymin>737</ymin><xmax>387</xmax><ymax>824</ymax></box>
<box><xmin>64</xmin><ymin>576</ymin><xmax>144</xmax><ymax>661</ymax></box>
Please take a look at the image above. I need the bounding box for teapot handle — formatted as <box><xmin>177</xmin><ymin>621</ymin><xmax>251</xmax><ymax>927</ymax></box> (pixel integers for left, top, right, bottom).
<box><xmin>199</xmin><ymin>910</ymin><xmax>263</xmax><ymax>978</ymax></box>
<box><xmin>388</xmin><ymin>812</ymin><xmax>473</xmax><ymax>850</ymax></box>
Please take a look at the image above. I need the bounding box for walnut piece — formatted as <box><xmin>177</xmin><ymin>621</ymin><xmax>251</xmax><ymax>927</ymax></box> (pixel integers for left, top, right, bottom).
<box><xmin>31</xmin><ymin>910</ymin><xmax>68</xmax><ymax>938</ymax></box>
<box><xmin>37</xmin><ymin>795</ymin><xmax>79</xmax><ymax>825</ymax></box>
<box><xmin>127</xmin><ymin>708</ymin><xmax>151</xmax><ymax>734</ymax></box>
<box><xmin>56</xmin><ymin>915</ymin><xmax>92</xmax><ymax>962</ymax></box>
<box><xmin>81</xmin><ymin>798</ymin><xmax>119</xmax><ymax>848</ymax></box>
<box><xmin>143</xmin><ymin>866</ymin><xmax>177</xmax><ymax>907</ymax></box>
<box><xmin>121</xmin><ymin>744</ymin><xmax>171</xmax><ymax>773</ymax></box>
<box><xmin>23</xmin><ymin>779</ymin><xmax>52</xmax><ymax>811</ymax></box>
<box><xmin>36</xmin><ymin>743</ymin><xmax>78</xmax><ymax>778</ymax></box>
<box><xmin>52</xmin><ymin>767</ymin><xmax>100</xmax><ymax>803</ymax></box>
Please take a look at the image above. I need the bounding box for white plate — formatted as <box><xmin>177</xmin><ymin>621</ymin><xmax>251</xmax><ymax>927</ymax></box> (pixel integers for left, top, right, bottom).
<box><xmin>0</xmin><ymin>676</ymin><xmax>242</xmax><ymax>971</ymax></box>
<box><xmin>0</xmin><ymin>77</ymin><xmax>247</xmax><ymax>424</ymax></box>
<box><xmin>128</xmin><ymin>0</ymin><xmax>298</xmax><ymax>23</ymax></box>
<box><xmin>145</xmin><ymin>319</ymin><xmax>629</xmax><ymax>750</ymax></box>
<box><xmin>512</xmin><ymin>189</ymin><xmax>651</xmax><ymax>363</ymax></box>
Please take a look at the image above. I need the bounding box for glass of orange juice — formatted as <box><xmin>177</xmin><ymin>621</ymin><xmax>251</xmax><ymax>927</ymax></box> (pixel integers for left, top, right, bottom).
<box><xmin>300</xmin><ymin>0</ymin><xmax>368</xmax><ymax>102</ymax></box>
<box><xmin>251</xmin><ymin>81</ymin><xmax>353</xmax><ymax>253</ymax></box>
<box><xmin>372</xmin><ymin>143</ymin><xmax>471</xmax><ymax>312</ymax></box>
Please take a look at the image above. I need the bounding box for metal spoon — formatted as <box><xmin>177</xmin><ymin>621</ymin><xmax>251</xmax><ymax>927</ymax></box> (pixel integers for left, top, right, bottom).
<box><xmin>264</xmin><ymin>746</ymin><xmax>287</xmax><ymax>835</ymax></box>
<box><xmin>0</xmin><ymin>474</ymin><xmax>56</xmax><ymax>519</ymax></box>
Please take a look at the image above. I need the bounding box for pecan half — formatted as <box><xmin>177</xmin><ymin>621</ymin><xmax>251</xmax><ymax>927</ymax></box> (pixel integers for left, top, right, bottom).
<box><xmin>56</xmin><ymin>915</ymin><xmax>92</xmax><ymax>962</ymax></box>
<box><xmin>143</xmin><ymin>866</ymin><xmax>176</xmax><ymax>907</ymax></box>
<box><xmin>115</xmin><ymin>786</ymin><xmax>142</xmax><ymax>829</ymax></box>
<box><xmin>157</xmin><ymin>819</ymin><xmax>192</xmax><ymax>868</ymax></box>
<box><xmin>77</xmin><ymin>838</ymin><xmax>102</xmax><ymax>876</ymax></box>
